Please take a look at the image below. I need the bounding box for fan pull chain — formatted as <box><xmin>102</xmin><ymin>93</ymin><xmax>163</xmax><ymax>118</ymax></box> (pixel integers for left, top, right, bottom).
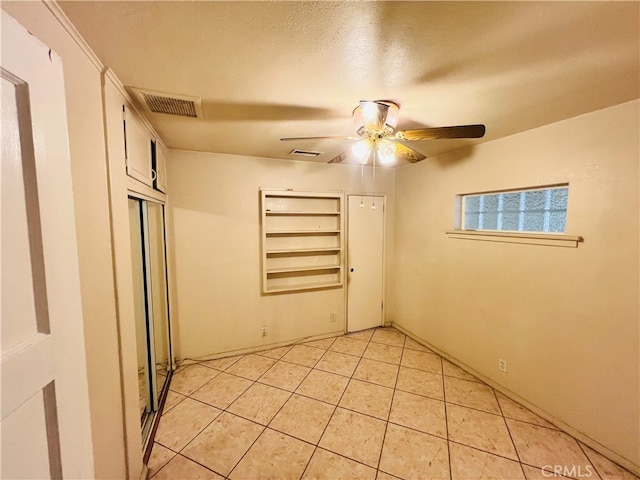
<box><xmin>371</xmin><ymin>148</ymin><xmax>377</xmax><ymax>209</ymax></box>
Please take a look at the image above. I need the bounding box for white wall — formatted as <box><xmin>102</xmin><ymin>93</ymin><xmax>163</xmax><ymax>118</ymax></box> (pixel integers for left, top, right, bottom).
<box><xmin>166</xmin><ymin>151</ymin><xmax>395</xmax><ymax>360</ymax></box>
<box><xmin>393</xmin><ymin>100</ymin><xmax>639</xmax><ymax>471</ymax></box>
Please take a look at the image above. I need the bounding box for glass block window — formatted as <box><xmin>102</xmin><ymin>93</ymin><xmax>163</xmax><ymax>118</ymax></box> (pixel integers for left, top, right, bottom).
<box><xmin>463</xmin><ymin>186</ymin><xmax>568</xmax><ymax>233</ymax></box>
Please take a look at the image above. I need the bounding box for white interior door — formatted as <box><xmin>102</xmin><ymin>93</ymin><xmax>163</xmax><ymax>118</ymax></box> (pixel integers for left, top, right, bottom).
<box><xmin>1</xmin><ymin>11</ymin><xmax>94</xmax><ymax>479</ymax></box>
<box><xmin>347</xmin><ymin>195</ymin><xmax>385</xmax><ymax>333</ymax></box>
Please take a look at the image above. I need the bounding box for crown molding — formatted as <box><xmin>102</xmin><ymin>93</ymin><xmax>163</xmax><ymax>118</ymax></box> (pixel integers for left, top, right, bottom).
<box><xmin>45</xmin><ymin>0</ymin><xmax>167</xmax><ymax>149</ymax></box>
<box><xmin>43</xmin><ymin>0</ymin><xmax>104</xmax><ymax>72</ymax></box>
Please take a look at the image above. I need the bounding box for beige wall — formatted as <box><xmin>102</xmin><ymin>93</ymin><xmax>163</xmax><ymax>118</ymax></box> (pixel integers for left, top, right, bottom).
<box><xmin>1</xmin><ymin>3</ymin><xmax>138</xmax><ymax>479</ymax></box>
<box><xmin>166</xmin><ymin>151</ymin><xmax>395</xmax><ymax>360</ymax></box>
<box><xmin>393</xmin><ymin>100</ymin><xmax>639</xmax><ymax>469</ymax></box>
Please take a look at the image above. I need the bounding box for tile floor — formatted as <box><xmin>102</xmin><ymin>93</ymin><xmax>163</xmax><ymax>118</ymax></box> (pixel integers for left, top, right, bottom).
<box><xmin>148</xmin><ymin>327</ymin><xmax>638</xmax><ymax>480</ymax></box>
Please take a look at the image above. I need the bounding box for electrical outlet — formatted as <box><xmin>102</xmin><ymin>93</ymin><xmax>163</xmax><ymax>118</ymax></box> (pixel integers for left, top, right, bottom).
<box><xmin>261</xmin><ymin>326</ymin><xmax>268</xmax><ymax>337</ymax></box>
<box><xmin>330</xmin><ymin>313</ymin><xmax>337</xmax><ymax>322</ymax></box>
<box><xmin>498</xmin><ymin>358</ymin><xmax>508</xmax><ymax>373</ymax></box>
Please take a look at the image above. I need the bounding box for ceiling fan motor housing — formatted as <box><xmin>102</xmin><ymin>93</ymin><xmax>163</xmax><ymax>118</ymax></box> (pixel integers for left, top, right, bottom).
<box><xmin>353</xmin><ymin>100</ymin><xmax>400</xmax><ymax>137</ymax></box>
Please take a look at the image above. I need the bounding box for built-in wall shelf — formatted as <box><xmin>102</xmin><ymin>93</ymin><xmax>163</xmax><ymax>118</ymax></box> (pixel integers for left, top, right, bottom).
<box><xmin>266</xmin><ymin>265</ymin><xmax>341</xmax><ymax>274</ymax></box>
<box><xmin>265</xmin><ymin>229</ymin><xmax>341</xmax><ymax>235</ymax></box>
<box><xmin>266</xmin><ymin>247</ymin><xmax>341</xmax><ymax>254</ymax></box>
<box><xmin>261</xmin><ymin>189</ymin><xmax>344</xmax><ymax>294</ymax></box>
<box><xmin>265</xmin><ymin>211</ymin><xmax>341</xmax><ymax>216</ymax></box>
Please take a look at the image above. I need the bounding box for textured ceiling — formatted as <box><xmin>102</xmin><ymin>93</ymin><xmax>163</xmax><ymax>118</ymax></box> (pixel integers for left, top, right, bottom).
<box><xmin>58</xmin><ymin>1</ymin><xmax>639</xmax><ymax>165</ymax></box>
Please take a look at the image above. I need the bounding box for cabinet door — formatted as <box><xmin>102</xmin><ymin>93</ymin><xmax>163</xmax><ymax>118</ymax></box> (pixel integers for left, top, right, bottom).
<box><xmin>153</xmin><ymin>142</ymin><xmax>168</xmax><ymax>193</ymax></box>
<box><xmin>124</xmin><ymin>105</ymin><xmax>153</xmax><ymax>186</ymax></box>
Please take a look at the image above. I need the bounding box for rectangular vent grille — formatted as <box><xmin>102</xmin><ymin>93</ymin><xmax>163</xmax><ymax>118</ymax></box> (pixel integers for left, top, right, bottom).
<box><xmin>128</xmin><ymin>87</ymin><xmax>203</xmax><ymax>118</ymax></box>
<box><xmin>143</xmin><ymin>93</ymin><xmax>198</xmax><ymax>117</ymax></box>
<box><xmin>290</xmin><ymin>149</ymin><xmax>322</xmax><ymax>157</ymax></box>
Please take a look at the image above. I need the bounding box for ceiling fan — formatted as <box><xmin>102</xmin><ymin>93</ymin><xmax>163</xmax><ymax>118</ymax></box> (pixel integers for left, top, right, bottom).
<box><xmin>281</xmin><ymin>100</ymin><xmax>485</xmax><ymax>165</ymax></box>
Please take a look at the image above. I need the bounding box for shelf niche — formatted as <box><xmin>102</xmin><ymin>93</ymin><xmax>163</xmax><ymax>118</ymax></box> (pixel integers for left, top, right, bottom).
<box><xmin>261</xmin><ymin>189</ymin><xmax>344</xmax><ymax>294</ymax></box>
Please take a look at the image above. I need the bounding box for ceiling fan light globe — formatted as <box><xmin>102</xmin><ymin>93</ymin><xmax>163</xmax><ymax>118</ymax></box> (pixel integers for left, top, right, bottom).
<box><xmin>352</xmin><ymin>139</ymin><xmax>371</xmax><ymax>164</ymax></box>
<box><xmin>377</xmin><ymin>139</ymin><xmax>396</xmax><ymax>165</ymax></box>
<box><xmin>360</xmin><ymin>100</ymin><xmax>388</xmax><ymax>131</ymax></box>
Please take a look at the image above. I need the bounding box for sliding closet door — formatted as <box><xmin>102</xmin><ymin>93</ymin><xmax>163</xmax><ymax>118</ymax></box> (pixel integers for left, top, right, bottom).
<box><xmin>147</xmin><ymin>203</ymin><xmax>170</xmax><ymax>400</ymax></box>
<box><xmin>128</xmin><ymin>195</ymin><xmax>172</xmax><ymax>452</ymax></box>
<box><xmin>128</xmin><ymin>198</ymin><xmax>152</xmax><ymax>424</ymax></box>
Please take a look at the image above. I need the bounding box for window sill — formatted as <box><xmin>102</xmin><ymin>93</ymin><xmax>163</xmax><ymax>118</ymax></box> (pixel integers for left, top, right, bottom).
<box><xmin>445</xmin><ymin>230</ymin><xmax>583</xmax><ymax>248</ymax></box>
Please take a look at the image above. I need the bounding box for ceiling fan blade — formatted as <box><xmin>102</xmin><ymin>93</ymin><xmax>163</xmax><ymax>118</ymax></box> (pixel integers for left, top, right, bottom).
<box><xmin>328</xmin><ymin>151</ymin><xmax>350</xmax><ymax>164</ymax></box>
<box><xmin>396</xmin><ymin>124</ymin><xmax>486</xmax><ymax>141</ymax></box>
<box><xmin>394</xmin><ymin>142</ymin><xmax>427</xmax><ymax>163</ymax></box>
<box><xmin>281</xmin><ymin>135</ymin><xmax>358</xmax><ymax>141</ymax></box>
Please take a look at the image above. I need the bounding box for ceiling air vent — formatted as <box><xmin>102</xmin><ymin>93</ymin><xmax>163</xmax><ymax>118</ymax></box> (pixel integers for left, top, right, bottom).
<box><xmin>290</xmin><ymin>149</ymin><xmax>322</xmax><ymax>157</ymax></box>
<box><xmin>128</xmin><ymin>87</ymin><xmax>203</xmax><ymax>119</ymax></box>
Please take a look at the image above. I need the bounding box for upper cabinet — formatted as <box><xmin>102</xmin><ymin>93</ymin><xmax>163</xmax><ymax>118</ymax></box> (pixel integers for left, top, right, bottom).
<box><xmin>124</xmin><ymin>104</ymin><xmax>153</xmax><ymax>187</ymax></box>
<box><xmin>103</xmin><ymin>70</ymin><xmax>167</xmax><ymax>195</ymax></box>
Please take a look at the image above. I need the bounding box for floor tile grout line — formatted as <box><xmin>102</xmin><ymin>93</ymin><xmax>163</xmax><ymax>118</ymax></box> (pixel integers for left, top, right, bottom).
<box><xmin>224</xmin><ymin>421</ymin><xmax>268</xmax><ymax>479</ymax></box>
<box><xmin>155</xmin><ymin>394</ymin><xmax>229</xmax><ymax>454</ymax></box>
<box><xmin>575</xmin><ymin>437</ymin><xmax>605</xmax><ymax>480</ymax></box>
<box><xmin>283</xmin><ymin>343</ymin><xmax>334</xmax><ymax>365</ymax></box>
<box><xmin>348</xmin><ymin>375</ymin><xmax>397</xmax><ymax>392</ymax></box>
<box><xmin>254</xmin><ymin>352</ymin><xmax>317</xmax><ymax>390</ymax></box>
<box><xmin>447</xmin><ymin>438</ymin><xmax>529</xmax><ymax>465</ymax></box>
<box><xmin>386</xmin><ymin>418</ymin><xmax>448</xmax><ymax>442</ymax></box>
<box><xmin>171</xmin><ymin>406</ymin><xmax>231</xmax><ymax>474</ymax></box>
<box><xmin>194</xmin><ymin>354</ymin><xmax>244</xmax><ymax>372</ymax></box>
<box><xmin>491</xmin><ymin>386</ymin><xmax>527</xmax><ymax>479</ymax></box>
<box><xmin>273</xmin><ymin>354</ymin><xmax>326</xmax><ymax>370</ymax></box>
<box><xmin>160</xmin><ymin>392</ymin><xmax>187</xmax><ymax>416</ymax></box>
<box><xmin>260</xmin><ymin>353</ymin><xmax>323</xmax><ymax>434</ymax></box>
<box><xmin>501</xmin><ymin>411</ymin><xmax>568</xmax><ymax>432</ymax></box>
<box><xmin>444</xmin><ymin>399</ymin><xmax>506</xmax><ymax>417</ymax></box>
<box><xmin>187</xmin><ymin>376</ymin><xmax>257</xmax><ymax>428</ymax></box>
<box><xmin>394</xmin><ymin>384</ymin><xmax>446</xmax><ymax>404</ymax></box>
<box><xmin>147</xmin><ymin>442</ymin><xmax>178</xmax><ymax>477</ymax></box>
<box><xmin>374</xmin><ymin>335</ymin><xmax>408</xmax><ymax>474</ymax></box>
<box><xmin>397</xmin><ymin>362</ymin><xmax>445</xmax><ymax>376</ymax></box>
<box><xmin>201</xmin><ymin>372</ymin><xmax>298</xmax><ymax>479</ymax></box>
<box><xmin>257</xmin><ymin>376</ymin><xmax>398</xmax><ymax>480</ymax></box>
<box><xmin>440</xmin><ymin>354</ymin><xmax>453</xmax><ymax>480</ymax></box>
<box><xmin>150</xmin><ymin>451</ymin><xmax>219</xmax><ymax>479</ymax></box>
<box><xmin>302</xmin><ymin>445</ymin><xmax>382</xmax><ymax>478</ymax></box>
<box><xmin>178</xmin><ymin>452</ymin><xmax>229</xmax><ymax>479</ymax></box>
<box><xmin>253</xmin><ymin>344</ymin><xmax>294</xmax><ymax>361</ymax></box>
<box><xmin>298</xmin><ymin>329</ymin><xmax>377</xmax><ymax>479</ymax></box>
<box><xmin>312</xmin><ymin>328</ymin><xmax>387</xmax><ymax>470</ymax></box>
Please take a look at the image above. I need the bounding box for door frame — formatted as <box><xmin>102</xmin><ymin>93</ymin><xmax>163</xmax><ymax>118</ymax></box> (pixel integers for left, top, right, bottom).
<box><xmin>345</xmin><ymin>194</ymin><xmax>387</xmax><ymax>333</ymax></box>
